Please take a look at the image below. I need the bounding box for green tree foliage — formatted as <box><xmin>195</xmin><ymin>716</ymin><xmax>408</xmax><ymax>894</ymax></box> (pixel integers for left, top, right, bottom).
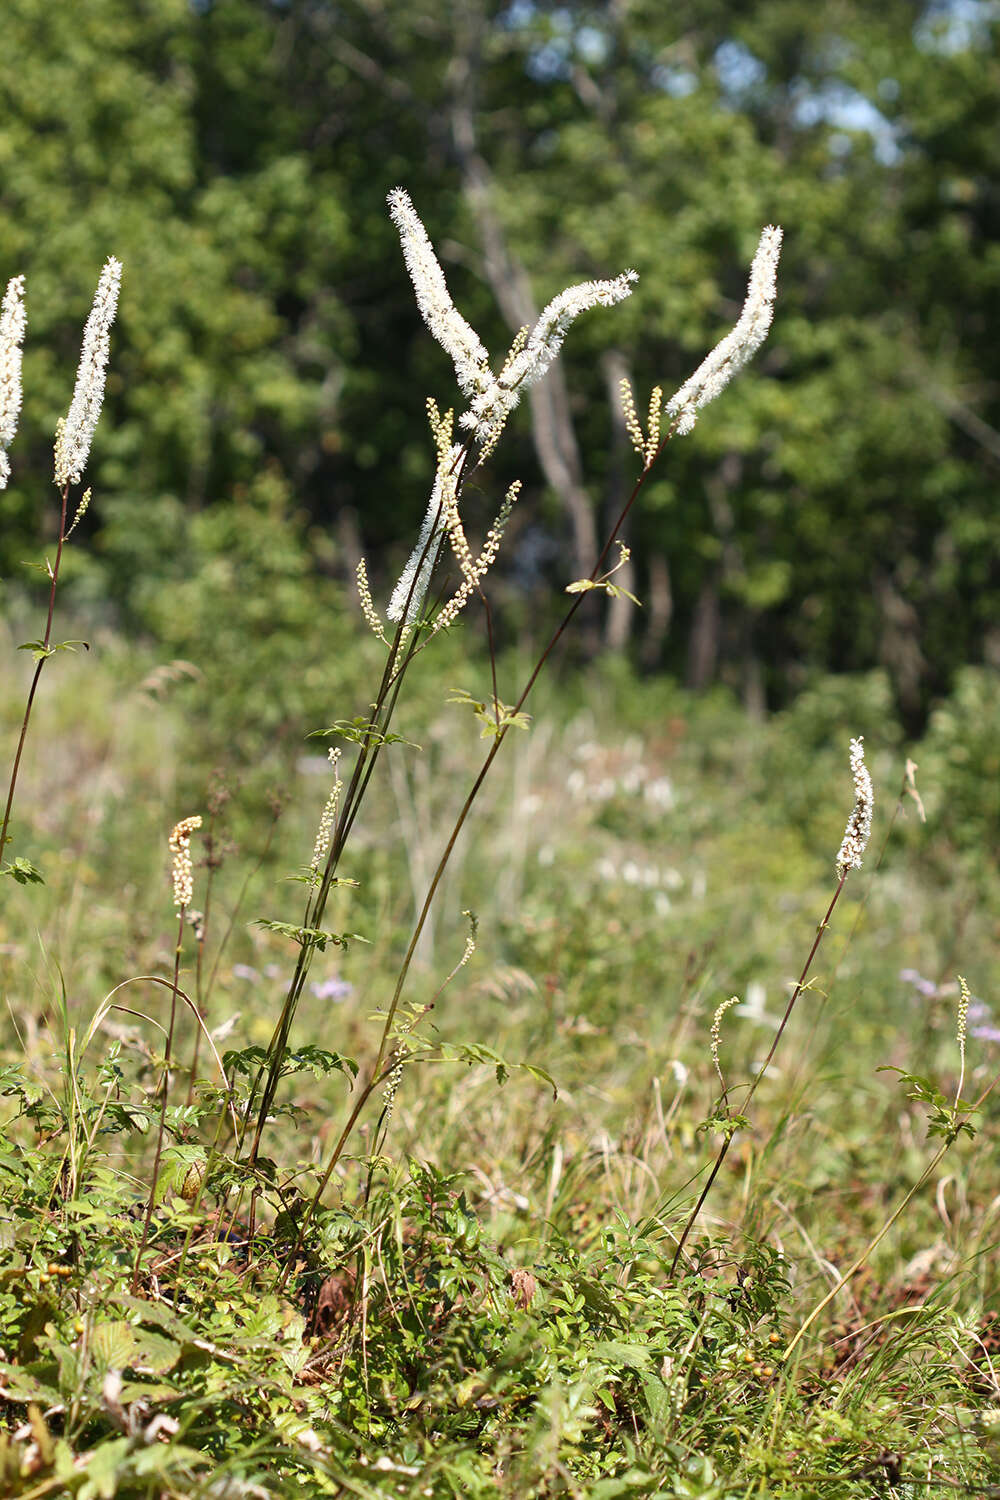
<box><xmin>1</xmin><ymin>0</ymin><xmax>997</xmax><ymax>723</ymax></box>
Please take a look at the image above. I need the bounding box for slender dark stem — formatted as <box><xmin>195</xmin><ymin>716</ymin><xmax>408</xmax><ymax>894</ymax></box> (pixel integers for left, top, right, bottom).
<box><xmin>244</xmin><ymin>561</ymin><xmax>429</xmax><ymax>1161</ymax></box>
<box><xmin>244</xmin><ymin>446</ymin><xmax>472</xmax><ymax>1160</ymax></box>
<box><xmin>185</xmin><ymin>816</ymin><xmax>217</xmax><ymax>1105</ymax></box>
<box><xmin>0</xmin><ymin>483</ymin><xmax>70</xmax><ymax>869</ymax></box>
<box><xmin>668</xmin><ymin>873</ymin><xmax>847</xmax><ymax>1278</ymax></box>
<box><xmin>796</xmin><ymin>775</ymin><xmax>906</xmax><ymax>1069</ymax></box>
<box><xmin>132</xmin><ymin>905</ymin><xmax>187</xmax><ymax>1290</ymax></box>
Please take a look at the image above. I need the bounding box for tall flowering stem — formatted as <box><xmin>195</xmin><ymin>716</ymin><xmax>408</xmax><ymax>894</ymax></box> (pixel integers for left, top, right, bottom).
<box><xmin>836</xmin><ymin>737</ymin><xmax>874</xmax><ymax>877</ymax></box>
<box><xmin>133</xmin><ymin>815</ymin><xmax>202</xmax><ymax>1291</ymax></box>
<box><xmin>0</xmin><ymin>260</ymin><xmax>121</xmax><ymax>876</ymax></box>
<box><xmin>276</xmin><ymin>212</ymin><xmax>785</xmax><ymax>1275</ymax></box>
<box><xmin>244</xmin><ymin>196</ymin><xmax>636</xmax><ymax>1166</ymax></box>
<box><xmin>668</xmin><ymin>738</ymin><xmax>873</xmax><ymax>1277</ymax></box>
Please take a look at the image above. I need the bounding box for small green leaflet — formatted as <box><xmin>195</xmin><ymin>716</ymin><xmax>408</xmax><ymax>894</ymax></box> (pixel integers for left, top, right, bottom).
<box><xmin>18</xmin><ymin>638</ymin><xmax>89</xmax><ymax>661</ymax></box>
<box><xmin>2</xmin><ymin>856</ymin><xmax>45</xmax><ymax>885</ymax></box>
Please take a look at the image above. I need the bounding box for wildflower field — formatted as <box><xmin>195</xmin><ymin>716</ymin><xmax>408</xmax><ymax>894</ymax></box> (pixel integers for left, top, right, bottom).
<box><xmin>0</xmin><ymin>159</ymin><xmax>999</xmax><ymax>1500</ymax></box>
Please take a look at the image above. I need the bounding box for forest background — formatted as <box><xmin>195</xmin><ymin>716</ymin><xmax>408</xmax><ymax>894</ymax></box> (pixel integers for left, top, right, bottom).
<box><xmin>2</xmin><ymin>0</ymin><xmax>999</xmax><ymax>747</ymax></box>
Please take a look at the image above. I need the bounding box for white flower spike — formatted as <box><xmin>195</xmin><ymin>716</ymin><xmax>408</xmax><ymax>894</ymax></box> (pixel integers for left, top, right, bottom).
<box><xmin>460</xmin><ymin>269</ymin><xmax>638</xmax><ymax>445</ymax></box>
<box><xmin>667</xmin><ymin>225</ymin><xmax>782</xmax><ymax>436</ymax></box>
<box><xmin>387</xmin><ymin>189</ymin><xmax>492</xmax><ymax>404</ymax></box>
<box><xmin>0</xmin><ymin>274</ymin><xmax>26</xmax><ymax>491</ymax></box>
<box><xmin>836</xmin><ymin>736</ymin><xmax>873</xmax><ymax>878</ymax></box>
<box><xmin>54</xmin><ymin>256</ymin><xmax>123</xmax><ymax>487</ymax></box>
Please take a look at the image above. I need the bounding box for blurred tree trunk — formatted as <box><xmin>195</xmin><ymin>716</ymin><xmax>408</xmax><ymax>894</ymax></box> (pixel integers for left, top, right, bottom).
<box><xmin>687</xmin><ymin>572</ymin><xmax>721</xmax><ymax>689</ymax></box>
<box><xmin>641</xmin><ymin>553</ymin><xmax>673</xmax><ymax>670</ymax></box>
<box><xmin>448</xmin><ymin>19</ymin><xmax>600</xmax><ymax>603</ymax></box>
<box><xmin>876</xmin><ymin>570</ymin><xmax>926</xmax><ymax>722</ymax></box>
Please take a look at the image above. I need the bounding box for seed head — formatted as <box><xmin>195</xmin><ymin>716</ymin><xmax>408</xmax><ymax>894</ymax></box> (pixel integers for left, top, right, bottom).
<box><xmin>957</xmin><ymin>975</ymin><xmax>970</xmax><ymax>1054</ymax></box>
<box><xmin>711</xmin><ymin>995</ymin><xmax>740</xmax><ymax>1093</ymax></box>
<box><xmin>311</xmin><ymin>749</ymin><xmax>342</xmax><ymax>874</ymax></box>
<box><xmin>356</xmin><ymin>559</ymin><xmax>385</xmax><ymax>639</ymax></box>
<box><xmin>169</xmin><ymin>815</ymin><xmax>202</xmax><ymax>909</ymax></box>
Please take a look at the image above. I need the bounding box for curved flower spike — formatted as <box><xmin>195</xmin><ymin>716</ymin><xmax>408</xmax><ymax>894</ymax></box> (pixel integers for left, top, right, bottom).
<box><xmin>667</xmin><ymin>225</ymin><xmax>782</xmax><ymax>436</ymax></box>
<box><xmin>388</xmin><ymin>188</ymin><xmax>637</xmax><ymax>449</ymax></box>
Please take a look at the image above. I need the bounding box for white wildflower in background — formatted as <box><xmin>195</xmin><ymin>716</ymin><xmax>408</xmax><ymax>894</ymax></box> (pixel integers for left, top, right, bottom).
<box><xmin>836</xmin><ymin>737</ymin><xmax>873</xmax><ymax>878</ymax></box>
<box><xmin>388</xmin><ymin>188</ymin><xmax>637</xmax><ymax>449</ymax></box>
<box><xmin>355</xmin><ymin>559</ymin><xmax>385</xmax><ymax>639</ymax></box>
<box><xmin>667</xmin><ymin>225</ymin><xmax>782</xmax><ymax>436</ymax></box>
<box><xmin>169</xmin><ymin>815</ymin><xmax>202</xmax><ymax>909</ymax></box>
<box><xmin>710</xmin><ymin>995</ymin><xmax>740</xmax><ymax>1091</ymax></box>
<box><xmin>0</xmin><ymin>274</ymin><xmax>26</xmax><ymax>491</ymax></box>
<box><xmin>54</xmin><ymin>256</ymin><xmax>122</xmax><ymax>487</ymax></box>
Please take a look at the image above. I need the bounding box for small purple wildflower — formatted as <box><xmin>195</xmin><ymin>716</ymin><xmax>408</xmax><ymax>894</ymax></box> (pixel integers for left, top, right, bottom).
<box><xmin>232</xmin><ymin>964</ymin><xmax>260</xmax><ymax>983</ymax></box>
<box><xmin>310</xmin><ymin>976</ymin><xmax>354</xmax><ymax>1002</ymax></box>
<box><xmin>899</xmin><ymin>968</ymin><xmax>939</xmax><ymax>999</ymax></box>
<box><xmin>971</xmin><ymin>1025</ymin><xmax>1000</xmax><ymax>1044</ymax></box>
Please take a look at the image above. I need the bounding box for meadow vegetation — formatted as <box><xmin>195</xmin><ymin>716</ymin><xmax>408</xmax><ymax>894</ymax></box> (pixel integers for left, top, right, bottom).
<box><xmin>2</xmin><ymin>626</ymin><xmax>1000</xmax><ymax>1496</ymax></box>
<box><xmin>1</xmin><ymin>172</ymin><xmax>1000</xmax><ymax>1500</ymax></box>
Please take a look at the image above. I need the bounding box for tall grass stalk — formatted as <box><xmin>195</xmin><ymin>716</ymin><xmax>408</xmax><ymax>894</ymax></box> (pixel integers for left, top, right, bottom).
<box><xmin>133</xmin><ymin>815</ymin><xmax>202</xmax><ymax>1289</ymax></box>
<box><xmin>669</xmin><ymin>875</ymin><xmax>848</xmax><ymax>1276</ymax></box>
<box><xmin>783</xmin><ymin>1064</ymin><xmax>998</xmax><ymax>1362</ymax></box>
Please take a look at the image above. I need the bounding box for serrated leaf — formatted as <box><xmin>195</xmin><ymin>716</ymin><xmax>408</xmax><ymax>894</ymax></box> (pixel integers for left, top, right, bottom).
<box><xmin>253</xmin><ymin>918</ymin><xmax>353</xmax><ymax>951</ymax></box>
<box><xmin>311</xmin><ymin>718</ymin><xmax>420</xmax><ymax>749</ymax></box>
<box><xmin>17</xmin><ymin>638</ymin><xmax>89</xmax><ymax>661</ymax></box>
<box><xmin>132</xmin><ymin>1328</ymin><xmax>181</xmax><ymax>1374</ymax></box>
<box><xmin>0</xmin><ymin>1366</ymin><xmax>63</xmax><ymax>1406</ymax></box>
<box><xmin>91</xmin><ymin>1320</ymin><xmax>137</xmax><ymax>1371</ymax></box>
<box><xmin>112</xmin><ymin>1294</ymin><xmax>199</xmax><ymax>1344</ymax></box>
